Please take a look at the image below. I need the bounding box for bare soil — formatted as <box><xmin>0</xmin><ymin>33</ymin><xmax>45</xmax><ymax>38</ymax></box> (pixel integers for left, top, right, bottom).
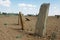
<box><xmin>0</xmin><ymin>15</ymin><xmax>60</xmax><ymax>40</ymax></box>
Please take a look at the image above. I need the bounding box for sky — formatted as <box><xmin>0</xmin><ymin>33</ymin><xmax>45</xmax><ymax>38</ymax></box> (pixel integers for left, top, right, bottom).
<box><xmin>0</xmin><ymin>0</ymin><xmax>60</xmax><ymax>16</ymax></box>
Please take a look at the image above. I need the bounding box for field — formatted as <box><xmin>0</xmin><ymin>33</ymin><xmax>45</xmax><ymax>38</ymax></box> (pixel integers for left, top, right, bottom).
<box><xmin>0</xmin><ymin>15</ymin><xmax>60</xmax><ymax>40</ymax></box>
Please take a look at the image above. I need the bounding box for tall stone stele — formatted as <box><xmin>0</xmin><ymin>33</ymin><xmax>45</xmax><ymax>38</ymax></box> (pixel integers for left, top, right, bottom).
<box><xmin>18</xmin><ymin>12</ymin><xmax>24</xmax><ymax>30</ymax></box>
<box><xmin>35</xmin><ymin>3</ymin><xmax>50</xmax><ymax>37</ymax></box>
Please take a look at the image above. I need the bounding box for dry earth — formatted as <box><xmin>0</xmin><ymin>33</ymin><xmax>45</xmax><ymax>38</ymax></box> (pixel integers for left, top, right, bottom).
<box><xmin>0</xmin><ymin>15</ymin><xmax>60</xmax><ymax>40</ymax></box>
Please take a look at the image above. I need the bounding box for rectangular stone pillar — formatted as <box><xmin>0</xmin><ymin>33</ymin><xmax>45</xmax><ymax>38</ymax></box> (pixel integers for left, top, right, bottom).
<box><xmin>35</xmin><ymin>3</ymin><xmax>50</xmax><ymax>37</ymax></box>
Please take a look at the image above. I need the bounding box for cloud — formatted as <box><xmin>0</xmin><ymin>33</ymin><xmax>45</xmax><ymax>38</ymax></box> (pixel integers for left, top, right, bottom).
<box><xmin>18</xmin><ymin>3</ymin><xmax>36</xmax><ymax>8</ymax></box>
<box><xmin>18</xmin><ymin>3</ymin><xmax>26</xmax><ymax>7</ymax></box>
<box><xmin>0</xmin><ymin>0</ymin><xmax>11</xmax><ymax>7</ymax></box>
<box><xmin>18</xmin><ymin>3</ymin><xmax>60</xmax><ymax>16</ymax></box>
<box><xmin>18</xmin><ymin>3</ymin><xmax>38</xmax><ymax>15</ymax></box>
<box><xmin>53</xmin><ymin>6</ymin><xmax>60</xmax><ymax>15</ymax></box>
<box><xmin>49</xmin><ymin>4</ymin><xmax>60</xmax><ymax>16</ymax></box>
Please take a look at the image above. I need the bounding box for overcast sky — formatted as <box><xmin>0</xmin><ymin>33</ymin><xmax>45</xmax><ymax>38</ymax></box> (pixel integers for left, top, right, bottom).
<box><xmin>0</xmin><ymin>0</ymin><xmax>60</xmax><ymax>16</ymax></box>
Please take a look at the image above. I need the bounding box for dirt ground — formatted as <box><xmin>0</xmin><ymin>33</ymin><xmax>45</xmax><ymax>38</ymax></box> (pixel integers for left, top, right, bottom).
<box><xmin>0</xmin><ymin>15</ymin><xmax>60</xmax><ymax>40</ymax></box>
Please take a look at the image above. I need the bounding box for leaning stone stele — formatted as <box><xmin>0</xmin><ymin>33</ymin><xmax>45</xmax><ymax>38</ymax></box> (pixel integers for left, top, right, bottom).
<box><xmin>35</xmin><ymin>3</ymin><xmax>50</xmax><ymax>37</ymax></box>
<box><xmin>18</xmin><ymin>12</ymin><xmax>24</xmax><ymax>30</ymax></box>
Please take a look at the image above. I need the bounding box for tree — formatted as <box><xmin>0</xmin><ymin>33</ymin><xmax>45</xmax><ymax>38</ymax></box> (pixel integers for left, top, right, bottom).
<box><xmin>2</xmin><ymin>12</ymin><xmax>7</xmax><ymax>15</ymax></box>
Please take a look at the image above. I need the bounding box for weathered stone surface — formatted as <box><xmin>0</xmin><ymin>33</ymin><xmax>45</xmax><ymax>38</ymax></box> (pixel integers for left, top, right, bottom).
<box><xmin>35</xmin><ymin>3</ymin><xmax>50</xmax><ymax>37</ymax></box>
